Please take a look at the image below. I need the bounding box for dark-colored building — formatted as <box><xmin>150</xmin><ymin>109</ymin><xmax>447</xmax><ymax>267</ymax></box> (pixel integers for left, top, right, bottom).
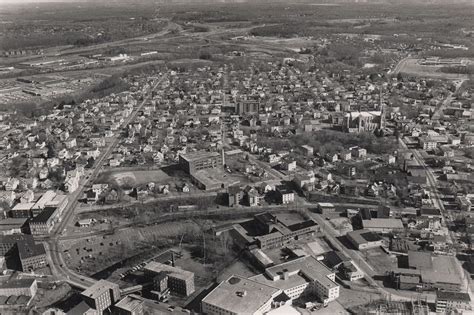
<box><xmin>0</xmin><ymin>234</ymin><xmax>46</xmax><ymax>271</ymax></box>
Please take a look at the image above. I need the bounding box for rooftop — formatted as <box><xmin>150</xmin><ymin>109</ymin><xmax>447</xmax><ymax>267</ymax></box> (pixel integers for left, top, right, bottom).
<box><xmin>347</xmin><ymin>229</ymin><xmax>382</xmax><ymax>245</ymax></box>
<box><xmin>115</xmin><ymin>295</ymin><xmax>143</xmax><ymax>312</ymax></box>
<box><xmin>144</xmin><ymin>261</ymin><xmax>194</xmax><ymax>281</ymax></box>
<box><xmin>264</xmin><ymin>256</ymin><xmax>336</xmax><ymax>289</ymax></box>
<box><xmin>179</xmin><ymin>151</ymin><xmax>220</xmax><ymax>163</ymax></box>
<box><xmin>436</xmin><ymin>290</ymin><xmax>471</xmax><ymax>302</ymax></box>
<box><xmin>81</xmin><ymin>280</ymin><xmax>118</xmax><ymax>300</ymax></box>
<box><xmin>408</xmin><ymin>251</ymin><xmax>432</xmax><ymax>270</ymax></box>
<box><xmin>0</xmin><ymin>278</ymin><xmax>36</xmax><ymax>290</ymax></box>
<box><xmin>30</xmin><ymin>207</ymin><xmax>57</xmax><ymax>224</ymax></box>
<box><xmin>362</xmin><ymin>218</ymin><xmax>404</xmax><ymax>230</ymax></box>
<box><xmin>202</xmin><ymin>275</ymin><xmax>281</xmax><ymax>314</ymax></box>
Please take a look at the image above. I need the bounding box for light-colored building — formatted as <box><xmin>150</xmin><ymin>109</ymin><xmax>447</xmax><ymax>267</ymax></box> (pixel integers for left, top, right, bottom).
<box><xmin>114</xmin><ymin>294</ymin><xmax>144</xmax><ymax>315</ymax></box>
<box><xmin>435</xmin><ymin>290</ymin><xmax>472</xmax><ymax>313</ymax></box>
<box><xmin>252</xmin><ymin>256</ymin><xmax>340</xmax><ymax>304</ymax></box>
<box><xmin>362</xmin><ymin>218</ymin><xmax>404</xmax><ymax>233</ymax></box>
<box><xmin>201</xmin><ymin>275</ymin><xmax>283</xmax><ymax>315</ymax></box>
<box><xmin>0</xmin><ymin>278</ymin><xmax>38</xmax><ymax>297</ymax></box>
<box><xmin>144</xmin><ymin>261</ymin><xmax>195</xmax><ymax>296</ymax></box>
<box><xmin>346</xmin><ymin>229</ymin><xmax>384</xmax><ymax>250</ymax></box>
<box><xmin>81</xmin><ymin>280</ymin><xmax>121</xmax><ymax>313</ymax></box>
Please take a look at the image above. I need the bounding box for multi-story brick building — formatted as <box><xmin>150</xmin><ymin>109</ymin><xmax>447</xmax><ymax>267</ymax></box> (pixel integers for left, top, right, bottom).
<box><xmin>81</xmin><ymin>280</ymin><xmax>121</xmax><ymax>314</ymax></box>
<box><xmin>144</xmin><ymin>261</ymin><xmax>195</xmax><ymax>297</ymax></box>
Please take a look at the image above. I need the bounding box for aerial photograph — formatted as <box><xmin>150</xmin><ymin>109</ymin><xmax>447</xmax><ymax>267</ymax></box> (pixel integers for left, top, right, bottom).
<box><xmin>0</xmin><ymin>0</ymin><xmax>473</xmax><ymax>314</ymax></box>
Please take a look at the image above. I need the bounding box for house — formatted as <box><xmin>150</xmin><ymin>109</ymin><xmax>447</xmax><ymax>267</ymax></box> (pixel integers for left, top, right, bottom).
<box><xmin>179</xmin><ymin>183</ymin><xmax>190</xmax><ymax>193</ymax></box>
<box><xmin>4</xmin><ymin>178</ymin><xmax>19</xmax><ymax>191</ymax></box>
<box><xmin>317</xmin><ymin>203</ymin><xmax>336</xmax><ymax>214</ymax></box>
<box><xmin>0</xmin><ymin>191</ymin><xmax>16</xmax><ymax>208</ymax></box>
<box><xmin>65</xmin><ymin>138</ymin><xmax>77</xmax><ymax>149</ymax></box>
<box><xmin>300</xmin><ymin>145</ymin><xmax>314</xmax><ymax>157</ymax></box>
<box><xmin>456</xmin><ymin>195</ymin><xmax>472</xmax><ymax>212</ymax></box>
<box><xmin>339</xmin><ymin>151</ymin><xmax>352</xmax><ymax>161</ymax></box>
<box><xmin>281</xmin><ymin>160</ymin><xmax>296</xmax><ymax>172</ymax></box>
<box><xmin>293</xmin><ymin>173</ymin><xmax>315</xmax><ymax>191</ymax></box>
<box><xmin>351</xmin><ymin>147</ymin><xmax>367</xmax><ymax>159</ymax></box>
<box><xmin>105</xmin><ymin>189</ymin><xmax>119</xmax><ymax>203</ymax></box>
<box><xmin>326</xmin><ymin>153</ymin><xmax>338</xmax><ymax>163</ymax></box>
<box><xmin>419</xmin><ymin>136</ymin><xmax>437</xmax><ymax>150</ymax></box>
<box><xmin>228</xmin><ymin>186</ymin><xmax>243</xmax><ymax>207</ymax></box>
<box><xmin>65</xmin><ymin>168</ymin><xmax>83</xmax><ymax>192</ymax></box>
<box><xmin>244</xmin><ymin>186</ymin><xmax>260</xmax><ymax>207</ymax></box>
<box><xmin>276</xmin><ymin>187</ymin><xmax>294</xmax><ymax>204</ymax></box>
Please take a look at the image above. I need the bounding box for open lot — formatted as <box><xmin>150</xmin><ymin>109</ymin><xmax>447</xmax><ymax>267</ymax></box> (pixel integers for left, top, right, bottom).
<box><xmin>396</xmin><ymin>58</ymin><xmax>471</xmax><ymax>80</ymax></box>
<box><xmin>102</xmin><ymin>169</ymin><xmax>171</xmax><ymax>187</ymax></box>
<box><xmin>364</xmin><ymin>247</ymin><xmax>398</xmax><ymax>275</ymax></box>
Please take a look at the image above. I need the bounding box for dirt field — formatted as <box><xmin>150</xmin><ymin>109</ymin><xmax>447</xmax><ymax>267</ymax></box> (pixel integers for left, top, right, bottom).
<box><xmin>364</xmin><ymin>247</ymin><xmax>398</xmax><ymax>275</ymax></box>
<box><xmin>98</xmin><ymin>169</ymin><xmax>171</xmax><ymax>187</ymax></box>
<box><xmin>395</xmin><ymin>58</ymin><xmax>470</xmax><ymax>80</ymax></box>
<box><xmin>59</xmin><ymin>220</ymin><xmax>200</xmax><ymax>275</ymax></box>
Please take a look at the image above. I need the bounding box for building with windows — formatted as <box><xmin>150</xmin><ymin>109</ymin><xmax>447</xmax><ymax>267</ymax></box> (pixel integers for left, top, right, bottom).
<box><xmin>435</xmin><ymin>290</ymin><xmax>471</xmax><ymax>313</ymax></box>
<box><xmin>144</xmin><ymin>261</ymin><xmax>195</xmax><ymax>297</ymax></box>
<box><xmin>114</xmin><ymin>294</ymin><xmax>144</xmax><ymax>315</ymax></box>
<box><xmin>179</xmin><ymin>151</ymin><xmax>222</xmax><ymax>175</ymax></box>
<box><xmin>342</xmin><ymin>111</ymin><xmax>384</xmax><ymax>133</ymax></box>
<box><xmin>232</xmin><ymin>212</ymin><xmax>319</xmax><ymax>250</ymax></box>
<box><xmin>29</xmin><ymin>207</ymin><xmax>59</xmax><ymax>235</ymax></box>
<box><xmin>0</xmin><ymin>278</ymin><xmax>38</xmax><ymax>297</ymax></box>
<box><xmin>346</xmin><ymin>229</ymin><xmax>384</xmax><ymax>250</ymax></box>
<box><xmin>0</xmin><ymin>234</ymin><xmax>46</xmax><ymax>271</ymax></box>
<box><xmin>419</xmin><ymin>136</ymin><xmax>438</xmax><ymax>150</ymax></box>
<box><xmin>252</xmin><ymin>256</ymin><xmax>340</xmax><ymax>304</ymax></box>
<box><xmin>235</xmin><ymin>100</ymin><xmax>260</xmax><ymax>116</ymax></box>
<box><xmin>81</xmin><ymin>280</ymin><xmax>121</xmax><ymax>313</ymax></box>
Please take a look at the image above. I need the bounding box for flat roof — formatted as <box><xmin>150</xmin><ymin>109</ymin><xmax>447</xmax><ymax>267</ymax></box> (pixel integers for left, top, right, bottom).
<box><xmin>179</xmin><ymin>151</ymin><xmax>220</xmax><ymax>163</ymax></box>
<box><xmin>0</xmin><ymin>218</ymin><xmax>28</xmax><ymax>229</ymax></box>
<box><xmin>318</xmin><ymin>202</ymin><xmax>335</xmax><ymax>208</ymax></box>
<box><xmin>202</xmin><ymin>275</ymin><xmax>281</xmax><ymax>314</ymax></box>
<box><xmin>408</xmin><ymin>251</ymin><xmax>432</xmax><ymax>270</ymax></box>
<box><xmin>11</xmin><ymin>203</ymin><xmax>35</xmax><ymax>211</ymax></box>
<box><xmin>0</xmin><ymin>278</ymin><xmax>35</xmax><ymax>289</ymax></box>
<box><xmin>362</xmin><ymin>219</ymin><xmax>404</xmax><ymax>230</ymax></box>
<box><xmin>144</xmin><ymin>261</ymin><xmax>194</xmax><ymax>281</ymax></box>
<box><xmin>265</xmin><ymin>256</ymin><xmax>336</xmax><ymax>289</ymax></box>
<box><xmin>32</xmin><ymin>191</ymin><xmax>56</xmax><ymax>209</ymax></box>
<box><xmin>347</xmin><ymin>229</ymin><xmax>382</xmax><ymax>245</ymax></box>
<box><xmin>436</xmin><ymin>290</ymin><xmax>471</xmax><ymax>302</ymax></box>
<box><xmin>192</xmin><ymin>168</ymin><xmax>239</xmax><ymax>188</ymax></box>
<box><xmin>252</xmin><ymin>272</ymin><xmax>308</xmax><ymax>292</ymax></box>
<box><xmin>30</xmin><ymin>207</ymin><xmax>57</xmax><ymax>224</ymax></box>
<box><xmin>18</xmin><ymin>242</ymin><xmax>46</xmax><ymax>259</ymax></box>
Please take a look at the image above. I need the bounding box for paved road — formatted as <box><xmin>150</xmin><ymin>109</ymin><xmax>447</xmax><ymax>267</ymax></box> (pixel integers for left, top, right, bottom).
<box><xmin>307</xmin><ymin>211</ymin><xmax>415</xmax><ymax>302</ymax></box>
<box><xmin>42</xmin><ymin>74</ymin><xmax>168</xmax><ymax>290</ymax></box>
<box><xmin>431</xmin><ymin>79</ymin><xmax>465</xmax><ymax>120</ymax></box>
<box><xmin>403</xmin><ymin>141</ymin><xmax>473</xmax><ymax>300</ymax></box>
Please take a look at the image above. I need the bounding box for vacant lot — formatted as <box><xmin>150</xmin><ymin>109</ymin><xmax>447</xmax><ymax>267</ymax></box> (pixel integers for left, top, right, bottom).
<box><xmin>97</xmin><ymin>169</ymin><xmax>171</xmax><ymax>187</ymax></box>
<box><xmin>396</xmin><ymin>58</ymin><xmax>470</xmax><ymax>80</ymax></box>
<box><xmin>364</xmin><ymin>247</ymin><xmax>397</xmax><ymax>275</ymax></box>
